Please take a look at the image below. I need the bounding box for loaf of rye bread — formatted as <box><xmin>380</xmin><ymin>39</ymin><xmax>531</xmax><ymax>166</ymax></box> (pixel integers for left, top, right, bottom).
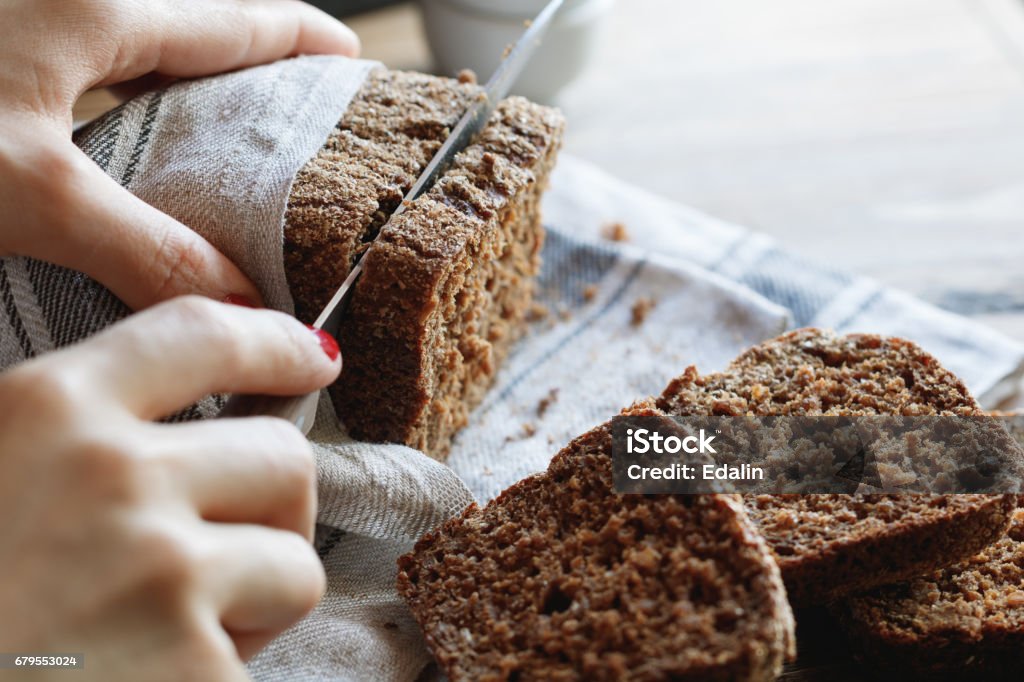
<box><xmin>397</xmin><ymin>409</ymin><xmax>796</xmax><ymax>682</ymax></box>
<box><xmin>835</xmin><ymin>506</ymin><xmax>1024</xmax><ymax>679</ymax></box>
<box><xmin>656</xmin><ymin>328</ymin><xmax>1019</xmax><ymax>606</ymax></box>
<box><xmin>285</xmin><ymin>69</ymin><xmax>565</xmax><ymax>458</ymax></box>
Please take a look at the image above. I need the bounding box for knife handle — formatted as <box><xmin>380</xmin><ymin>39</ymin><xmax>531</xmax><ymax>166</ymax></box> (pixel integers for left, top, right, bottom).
<box><xmin>217</xmin><ymin>391</ymin><xmax>320</xmax><ymax>435</ymax></box>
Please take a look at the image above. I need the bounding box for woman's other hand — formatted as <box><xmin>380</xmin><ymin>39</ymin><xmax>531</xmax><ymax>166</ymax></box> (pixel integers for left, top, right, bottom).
<box><xmin>0</xmin><ymin>297</ymin><xmax>342</xmax><ymax>679</ymax></box>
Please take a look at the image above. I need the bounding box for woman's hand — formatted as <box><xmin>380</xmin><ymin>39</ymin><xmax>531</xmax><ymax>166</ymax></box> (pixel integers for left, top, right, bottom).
<box><xmin>0</xmin><ymin>297</ymin><xmax>342</xmax><ymax>679</ymax></box>
<box><xmin>0</xmin><ymin>0</ymin><xmax>360</xmax><ymax>310</ymax></box>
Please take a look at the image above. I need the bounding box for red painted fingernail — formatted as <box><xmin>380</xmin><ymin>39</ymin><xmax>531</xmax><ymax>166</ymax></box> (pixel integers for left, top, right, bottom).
<box><xmin>308</xmin><ymin>326</ymin><xmax>340</xmax><ymax>362</ymax></box>
<box><xmin>223</xmin><ymin>294</ymin><xmax>258</xmax><ymax>308</ymax></box>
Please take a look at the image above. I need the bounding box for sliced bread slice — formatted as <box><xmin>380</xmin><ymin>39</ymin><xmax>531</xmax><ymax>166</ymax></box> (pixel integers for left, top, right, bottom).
<box><xmin>656</xmin><ymin>328</ymin><xmax>1018</xmax><ymax>605</ymax></box>
<box><xmin>397</xmin><ymin>414</ymin><xmax>796</xmax><ymax>681</ymax></box>
<box><xmin>836</xmin><ymin>507</ymin><xmax>1024</xmax><ymax>679</ymax></box>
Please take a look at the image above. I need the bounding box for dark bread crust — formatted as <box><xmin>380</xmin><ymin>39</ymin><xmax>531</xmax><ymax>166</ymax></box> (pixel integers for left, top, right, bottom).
<box><xmin>656</xmin><ymin>328</ymin><xmax>1018</xmax><ymax>605</ymax></box>
<box><xmin>659</xmin><ymin>329</ymin><xmax>982</xmax><ymax>418</ymax></box>
<box><xmin>398</xmin><ymin>410</ymin><xmax>796</xmax><ymax>681</ymax></box>
<box><xmin>750</xmin><ymin>494</ymin><xmax>1017</xmax><ymax>605</ymax></box>
<box><xmin>835</xmin><ymin>508</ymin><xmax>1024</xmax><ymax>680</ymax></box>
<box><xmin>284</xmin><ymin>69</ymin><xmax>564</xmax><ymax>458</ymax></box>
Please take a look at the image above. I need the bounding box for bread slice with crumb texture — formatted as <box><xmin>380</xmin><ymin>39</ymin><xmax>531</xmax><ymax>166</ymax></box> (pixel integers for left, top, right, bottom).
<box><xmin>397</xmin><ymin>411</ymin><xmax>796</xmax><ymax>681</ymax></box>
<box><xmin>656</xmin><ymin>328</ymin><xmax>1019</xmax><ymax>605</ymax></box>
<box><xmin>836</xmin><ymin>506</ymin><xmax>1024</xmax><ymax>679</ymax></box>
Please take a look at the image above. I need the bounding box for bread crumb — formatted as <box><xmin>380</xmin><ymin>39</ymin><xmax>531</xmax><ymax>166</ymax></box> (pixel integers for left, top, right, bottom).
<box><xmin>504</xmin><ymin>422</ymin><xmax>538</xmax><ymax>443</ymax></box>
<box><xmin>523</xmin><ymin>19</ymin><xmax>533</xmax><ymax>28</ymax></box>
<box><xmin>457</xmin><ymin>69</ymin><xmax>477</xmax><ymax>85</ymax></box>
<box><xmin>526</xmin><ymin>302</ymin><xmax>549</xmax><ymax>322</ymax></box>
<box><xmin>582</xmin><ymin>284</ymin><xmax>598</xmax><ymax>303</ymax></box>
<box><xmin>630</xmin><ymin>297</ymin><xmax>656</xmax><ymax>326</ymax></box>
<box><xmin>537</xmin><ymin>388</ymin><xmax>559</xmax><ymax>417</ymax></box>
<box><xmin>502</xmin><ymin>43</ymin><xmax>513</xmax><ymax>59</ymax></box>
<box><xmin>557</xmin><ymin>306</ymin><xmax>572</xmax><ymax>322</ymax></box>
<box><xmin>602</xmin><ymin>222</ymin><xmax>631</xmax><ymax>242</ymax></box>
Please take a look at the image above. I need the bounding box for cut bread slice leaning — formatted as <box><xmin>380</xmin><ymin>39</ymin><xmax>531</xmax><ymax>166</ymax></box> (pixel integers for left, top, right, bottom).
<box><xmin>656</xmin><ymin>328</ymin><xmax>1019</xmax><ymax>605</ymax></box>
<box><xmin>398</xmin><ymin>409</ymin><xmax>796</xmax><ymax>682</ymax></box>
<box><xmin>836</xmin><ymin>505</ymin><xmax>1024</xmax><ymax>679</ymax></box>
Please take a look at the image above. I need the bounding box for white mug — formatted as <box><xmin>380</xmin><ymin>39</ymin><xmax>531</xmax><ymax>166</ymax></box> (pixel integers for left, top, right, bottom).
<box><xmin>419</xmin><ymin>0</ymin><xmax>613</xmax><ymax>103</ymax></box>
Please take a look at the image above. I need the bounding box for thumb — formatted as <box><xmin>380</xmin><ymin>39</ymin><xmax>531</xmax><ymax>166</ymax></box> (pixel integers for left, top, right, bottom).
<box><xmin>11</xmin><ymin>138</ymin><xmax>262</xmax><ymax>310</ymax></box>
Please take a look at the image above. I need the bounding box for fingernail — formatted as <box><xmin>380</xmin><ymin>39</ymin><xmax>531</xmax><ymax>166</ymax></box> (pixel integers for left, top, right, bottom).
<box><xmin>223</xmin><ymin>294</ymin><xmax>258</xmax><ymax>308</ymax></box>
<box><xmin>308</xmin><ymin>326</ymin><xmax>340</xmax><ymax>362</ymax></box>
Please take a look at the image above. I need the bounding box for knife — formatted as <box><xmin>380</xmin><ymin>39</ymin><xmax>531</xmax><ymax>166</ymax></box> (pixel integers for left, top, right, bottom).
<box><xmin>218</xmin><ymin>0</ymin><xmax>565</xmax><ymax>433</ymax></box>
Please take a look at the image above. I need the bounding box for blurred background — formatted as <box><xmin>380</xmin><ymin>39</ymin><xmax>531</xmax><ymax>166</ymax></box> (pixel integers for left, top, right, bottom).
<box><xmin>75</xmin><ymin>0</ymin><xmax>1024</xmax><ymax>343</ymax></box>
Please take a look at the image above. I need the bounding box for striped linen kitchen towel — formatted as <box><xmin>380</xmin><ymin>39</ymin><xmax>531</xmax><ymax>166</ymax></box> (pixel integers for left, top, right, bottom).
<box><xmin>1</xmin><ymin>56</ymin><xmax>1022</xmax><ymax>681</ymax></box>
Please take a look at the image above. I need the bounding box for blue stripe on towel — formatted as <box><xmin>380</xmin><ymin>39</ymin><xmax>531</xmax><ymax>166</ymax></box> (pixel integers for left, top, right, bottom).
<box><xmin>73</xmin><ymin>104</ymin><xmax>124</xmax><ymax>174</ymax></box>
<box><xmin>535</xmin><ymin>228</ymin><xmax>620</xmax><ymax>307</ymax></box>
<box><xmin>123</xmin><ymin>91</ymin><xmax>164</xmax><ymax>188</ymax></box>
<box><xmin>739</xmin><ymin>247</ymin><xmax>852</xmax><ymax>327</ymax></box>
<box><xmin>0</xmin><ymin>261</ymin><xmax>34</xmax><ymax>360</ymax></box>
<box><xmin>25</xmin><ymin>258</ymin><xmax>129</xmax><ymax>349</ymax></box>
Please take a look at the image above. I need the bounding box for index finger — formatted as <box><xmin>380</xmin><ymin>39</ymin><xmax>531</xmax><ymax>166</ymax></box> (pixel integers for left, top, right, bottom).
<box><xmin>71</xmin><ymin>296</ymin><xmax>342</xmax><ymax>420</ymax></box>
<box><xmin>94</xmin><ymin>0</ymin><xmax>360</xmax><ymax>87</ymax></box>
